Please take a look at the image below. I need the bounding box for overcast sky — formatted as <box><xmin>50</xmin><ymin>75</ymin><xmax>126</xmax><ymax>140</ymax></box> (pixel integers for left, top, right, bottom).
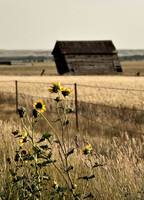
<box><xmin>0</xmin><ymin>0</ymin><xmax>144</xmax><ymax>50</ymax></box>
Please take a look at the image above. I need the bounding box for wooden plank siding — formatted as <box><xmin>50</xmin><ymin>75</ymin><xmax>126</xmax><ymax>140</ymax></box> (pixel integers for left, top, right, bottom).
<box><xmin>52</xmin><ymin>41</ymin><xmax>122</xmax><ymax>75</ymax></box>
<box><xmin>65</xmin><ymin>54</ymin><xmax>120</xmax><ymax>74</ymax></box>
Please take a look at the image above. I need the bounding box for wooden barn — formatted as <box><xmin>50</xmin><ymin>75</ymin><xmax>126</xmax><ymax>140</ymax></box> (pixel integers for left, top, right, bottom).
<box><xmin>52</xmin><ymin>40</ymin><xmax>122</xmax><ymax>75</ymax></box>
<box><xmin>0</xmin><ymin>61</ymin><xmax>11</xmax><ymax>65</ymax></box>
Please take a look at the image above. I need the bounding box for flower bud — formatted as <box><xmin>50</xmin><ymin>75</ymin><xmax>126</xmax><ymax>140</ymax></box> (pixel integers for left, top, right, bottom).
<box><xmin>33</xmin><ymin>109</ymin><xmax>39</xmax><ymax>118</ymax></box>
<box><xmin>54</xmin><ymin>96</ymin><xmax>62</xmax><ymax>103</ymax></box>
<box><xmin>18</xmin><ymin>107</ymin><xmax>26</xmax><ymax>118</ymax></box>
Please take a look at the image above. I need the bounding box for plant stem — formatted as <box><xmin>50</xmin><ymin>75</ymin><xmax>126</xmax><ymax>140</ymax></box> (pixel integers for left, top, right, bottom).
<box><xmin>41</xmin><ymin>113</ymin><xmax>65</xmax><ymax>156</ymax></box>
<box><xmin>61</xmin><ymin>97</ymin><xmax>68</xmax><ymax>154</ymax></box>
<box><xmin>52</xmin><ymin>161</ymin><xmax>70</xmax><ymax>189</ymax></box>
<box><xmin>26</xmin><ymin>113</ymin><xmax>33</xmax><ymax>130</ymax></box>
<box><xmin>20</xmin><ymin>118</ymin><xmax>32</xmax><ymax>141</ymax></box>
<box><xmin>56</xmin><ymin>102</ymin><xmax>62</xmax><ymax>124</ymax></box>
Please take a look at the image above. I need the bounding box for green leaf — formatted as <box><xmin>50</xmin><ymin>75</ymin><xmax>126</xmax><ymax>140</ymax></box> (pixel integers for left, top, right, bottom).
<box><xmin>13</xmin><ymin>175</ymin><xmax>26</xmax><ymax>183</ymax></box>
<box><xmin>77</xmin><ymin>174</ymin><xmax>95</xmax><ymax>181</ymax></box>
<box><xmin>36</xmin><ymin>137</ymin><xmax>45</xmax><ymax>143</ymax></box>
<box><xmin>47</xmin><ymin>151</ymin><xmax>52</xmax><ymax>159</ymax></box>
<box><xmin>30</xmin><ymin>163</ymin><xmax>34</xmax><ymax>167</ymax></box>
<box><xmin>57</xmin><ymin>186</ymin><xmax>67</xmax><ymax>192</ymax></box>
<box><xmin>15</xmin><ymin>135</ymin><xmax>23</xmax><ymax>138</ymax></box>
<box><xmin>9</xmin><ymin>169</ymin><xmax>15</xmax><ymax>177</ymax></box>
<box><xmin>37</xmin><ymin>160</ymin><xmax>56</xmax><ymax>167</ymax></box>
<box><xmin>43</xmin><ymin>132</ymin><xmax>52</xmax><ymax>143</ymax></box>
<box><xmin>92</xmin><ymin>162</ymin><xmax>103</xmax><ymax>169</ymax></box>
<box><xmin>53</xmin><ymin>118</ymin><xmax>61</xmax><ymax>122</ymax></box>
<box><xmin>33</xmin><ymin>146</ymin><xmax>40</xmax><ymax>153</ymax></box>
<box><xmin>37</xmin><ymin>163</ymin><xmax>46</xmax><ymax>167</ymax></box>
<box><xmin>43</xmin><ymin>132</ymin><xmax>52</xmax><ymax>140</ymax></box>
<box><xmin>87</xmin><ymin>174</ymin><xmax>95</xmax><ymax>180</ymax></box>
<box><xmin>66</xmin><ymin>108</ymin><xmax>74</xmax><ymax>114</ymax></box>
<box><xmin>37</xmin><ymin>154</ymin><xmax>47</xmax><ymax>159</ymax></box>
<box><xmin>23</xmin><ymin>155</ymin><xmax>34</xmax><ymax>161</ymax></box>
<box><xmin>67</xmin><ymin>148</ymin><xmax>74</xmax><ymax>157</ymax></box>
<box><xmin>84</xmin><ymin>193</ymin><xmax>94</xmax><ymax>199</ymax></box>
<box><xmin>40</xmin><ymin>145</ymin><xmax>51</xmax><ymax>150</ymax></box>
<box><xmin>77</xmin><ymin>176</ymin><xmax>88</xmax><ymax>180</ymax></box>
<box><xmin>54</xmin><ymin>140</ymin><xmax>60</xmax><ymax>144</ymax></box>
<box><xmin>65</xmin><ymin>165</ymin><xmax>74</xmax><ymax>173</ymax></box>
<box><xmin>73</xmin><ymin>193</ymin><xmax>81</xmax><ymax>200</ymax></box>
<box><xmin>63</xmin><ymin>120</ymin><xmax>69</xmax><ymax>125</ymax></box>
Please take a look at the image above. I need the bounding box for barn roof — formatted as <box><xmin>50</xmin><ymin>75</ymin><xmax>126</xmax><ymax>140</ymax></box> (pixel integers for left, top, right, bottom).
<box><xmin>52</xmin><ymin>40</ymin><xmax>117</xmax><ymax>55</ymax></box>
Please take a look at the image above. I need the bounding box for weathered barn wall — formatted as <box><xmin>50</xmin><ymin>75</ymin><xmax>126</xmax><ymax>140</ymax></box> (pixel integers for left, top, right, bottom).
<box><xmin>52</xmin><ymin>41</ymin><xmax>122</xmax><ymax>75</ymax></box>
<box><xmin>64</xmin><ymin>54</ymin><xmax>121</xmax><ymax>74</ymax></box>
<box><xmin>54</xmin><ymin>55</ymin><xmax>69</xmax><ymax>74</ymax></box>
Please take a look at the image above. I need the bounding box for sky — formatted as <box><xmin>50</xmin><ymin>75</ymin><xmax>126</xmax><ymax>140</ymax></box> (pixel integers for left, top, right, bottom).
<box><xmin>0</xmin><ymin>0</ymin><xmax>144</xmax><ymax>50</ymax></box>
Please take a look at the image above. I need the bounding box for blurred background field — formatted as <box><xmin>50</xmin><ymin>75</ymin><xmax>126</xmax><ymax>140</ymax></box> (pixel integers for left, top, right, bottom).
<box><xmin>0</xmin><ymin>49</ymin><xmax>144</xmax><ymax>76</ymax></box>
<box><xmin>0</xmin><ymin>60</ymin><xmax>144</xmax><ymax>76</ymax></box>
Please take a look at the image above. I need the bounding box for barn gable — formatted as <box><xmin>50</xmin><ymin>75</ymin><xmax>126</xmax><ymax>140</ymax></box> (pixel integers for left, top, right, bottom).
<box><xmin>52</xmin><ymin>41</ymin><xmax>122</xmax><ymax>75</ymax></box>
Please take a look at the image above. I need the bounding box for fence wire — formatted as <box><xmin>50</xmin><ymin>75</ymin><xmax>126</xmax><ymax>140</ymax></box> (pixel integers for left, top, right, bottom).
<box><xmin>0</xmin><ymin>80</ymin><xmax>144</xmax><ymax>136</ymax></box>
<box><xmin>77</xmin><ymin>84</ymin><xmax>144</xmax><ymax>92</ymax></box>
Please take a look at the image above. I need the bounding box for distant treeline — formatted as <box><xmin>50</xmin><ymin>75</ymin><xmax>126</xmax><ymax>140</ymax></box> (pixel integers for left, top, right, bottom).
<box><xmin>0</xmin><ymin>55</ymin><xmax>144</xmax><ymax>62</ymax></box>
<box><xmin>0</xmin><ymin>56</ymin><xmax>54</xmax><ymax>62</ymax></box>
<box><xmin>119</xmin><ymin>55</ymin><xmax>144</xmax><ymax>61</ymax></box>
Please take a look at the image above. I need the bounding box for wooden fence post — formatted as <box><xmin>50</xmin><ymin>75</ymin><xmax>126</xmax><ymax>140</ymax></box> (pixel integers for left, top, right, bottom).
<box><xmin>15</xmin><ymin>80</ymin><xmax>18</xmax><ymax>113</ymax></box>
<box><xmin>74</xmin><ymin>83</ymin><xmax>78</xmax><ymax>130</ymax></box>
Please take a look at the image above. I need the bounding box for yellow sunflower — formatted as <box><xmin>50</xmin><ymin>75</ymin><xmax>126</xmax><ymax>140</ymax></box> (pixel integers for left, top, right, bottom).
<box><xmin>19</xmin><ymin>138</ymin><xmax>24</xmax><ymax>146</ymax></box>
<box><xmin>19</xmin><ymin>131</ymin><xmax>27</xmax><ymax>146</ymax></box>
<box><xmin>21</xmin><ymin>131</ymin><xmax>27</xmax><ymax>138</ymax></box>
<box><xmin>33</xmin><ymin>100</ymin><xmax>46</xmax><ymax>113</ymax></box>
<box><xmin>82</xmin><ymin>144</ymin><xmax>92</xmax><ymax>155</ymax></box>
<box><xmin>61</xmin><ymin>88</ymin><xmax>74</xmax><ymax>97</ymax></box>
<box><xmin>52</xmin><ymin>180</ymin><xmax>58</xmax><ymax>189</ymax></box>
<box><xmin>48</xmin><ymin>81</ymin><xmax>62</xmax><ymax>93</ymax></box>
<box><xmin>21</xmin><ymin>149</ymin><xmax>28</xmax><ymax>156</ymax></box>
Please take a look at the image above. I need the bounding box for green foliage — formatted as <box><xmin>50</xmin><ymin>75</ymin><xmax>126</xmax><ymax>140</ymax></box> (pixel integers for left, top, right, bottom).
<box><xmin>3</xmin><ymin>82</ymin><xmax>102</xmax><ymax>200</ymax></box>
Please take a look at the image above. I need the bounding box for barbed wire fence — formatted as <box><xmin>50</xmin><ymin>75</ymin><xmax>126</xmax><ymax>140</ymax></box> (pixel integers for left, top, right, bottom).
<box><xmin>0</xmin><ymin>80</ymin><xmax>144</xmax><ymax>136</ymax></box>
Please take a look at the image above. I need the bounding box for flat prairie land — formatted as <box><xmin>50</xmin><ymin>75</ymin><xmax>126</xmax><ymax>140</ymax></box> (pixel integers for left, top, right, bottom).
<box><xmin>0</xmin><ymin>61</ymin><xmax>57</xmax><ymax>76</ymax></box>
<box><xmin>121</xmin><ymin>60</ymin><xmax>144</xmax><ymax>75</ymax></box>
<box><xmin>0</xmin><ymin>60</ymin><xmax>144</xmax><ymax>76</ymax></box>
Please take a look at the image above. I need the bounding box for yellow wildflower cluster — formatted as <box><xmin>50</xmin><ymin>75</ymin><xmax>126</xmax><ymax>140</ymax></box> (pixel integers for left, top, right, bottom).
<box><xmin>48</xmin><ymin>81</ymin><xmax>62</xmax><ymax>93</ymax></box>
<box><xmin>19</xmin><ymin>131</ymin><xmax>27</xmax><ymax>146</ymax></box>
<box><xmin>48</xmin><ymin>81</ymin><xmax>73</xmax><ymax>97</ymax></box>
<box><xmin>82</xmin><ymin>144</ymin><xmax>92</xmax><ymax>155</ymax></box>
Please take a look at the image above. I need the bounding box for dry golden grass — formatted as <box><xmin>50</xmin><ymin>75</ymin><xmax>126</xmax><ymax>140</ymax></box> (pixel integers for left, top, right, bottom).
<box><xmin>0</xmin><ymin>119</ymin><xmax>143</xmax><ymax>199</ymax></box>
<box><xmin>121</xmin><ymin>60</ymin><xmax>144</xmax><ymax>75</ymax></box>
<box><xmin>0</xmin><ymin>72</ymin><xmax>144</xmax><ymax>199</ymax></box>
<box><xmin>0</xmin><ymin>60</ymin><xmax>144</xmax><ymax>76</ymax></box>
<box><xmin>0</xmin><ymin>75</ymin><xmax>144</xmax><ymax>109</ymax></box>
<box><xmin>0</xmin><ymin>61</ymin><xmax>57</xmax><ymax>76</ymax></box>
